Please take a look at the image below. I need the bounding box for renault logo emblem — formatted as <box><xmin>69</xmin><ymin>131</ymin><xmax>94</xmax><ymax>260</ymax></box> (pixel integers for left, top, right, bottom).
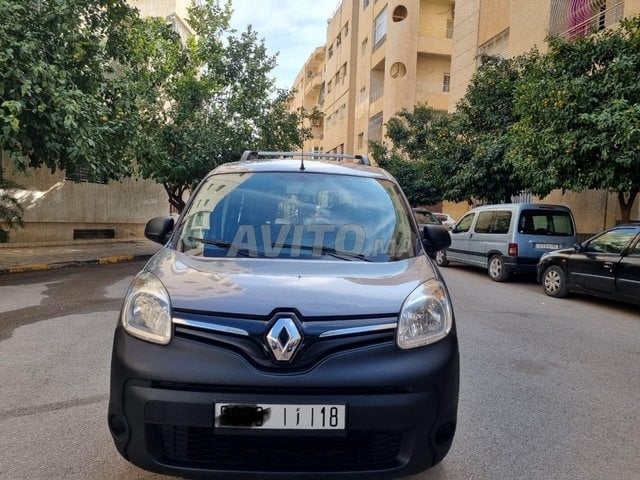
<box><xmin>266</xmin><ymin>316</ymin><xmax>302</xmax><ymax>363</ymax></box>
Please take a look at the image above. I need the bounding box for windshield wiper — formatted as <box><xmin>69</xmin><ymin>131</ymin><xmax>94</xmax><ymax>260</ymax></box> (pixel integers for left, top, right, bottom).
<box><xmin>188</xmin><ymin>237</ymin><xmax>255</xmax><ymax>257</ymax></box>
<box><xmin>272</xmin><ymin>243</ymin><xmax>372</xmax><ymax>262</ymax></box>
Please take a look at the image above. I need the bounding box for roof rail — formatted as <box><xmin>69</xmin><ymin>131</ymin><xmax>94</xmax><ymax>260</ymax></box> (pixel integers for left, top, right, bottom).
<box><xmin>240</xmin><ymin>150</ymin><xmax>371</xmax><ymax>166</ymax></box>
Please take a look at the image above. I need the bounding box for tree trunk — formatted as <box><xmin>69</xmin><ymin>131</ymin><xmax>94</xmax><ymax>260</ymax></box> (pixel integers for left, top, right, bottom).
<box><xmin>617</xmin><ymin>189</ymin><xmax>638</xmax><ymax>224</ymax></box>
<box><xmin>164</xmin><ymin>183</ymin><xmax>187</xmax><ymax>214</ymax></box>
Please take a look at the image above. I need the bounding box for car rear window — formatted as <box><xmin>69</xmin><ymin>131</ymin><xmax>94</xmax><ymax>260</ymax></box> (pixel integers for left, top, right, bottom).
<box><xmin>518</xmin><ymin>210</ymin><xmax>574</xmax><ymax>236</ymax></box>
<box><xmin>176</xmin><ymin>172</ymin><xmax>417</xmax><ymax>261</ymax></box>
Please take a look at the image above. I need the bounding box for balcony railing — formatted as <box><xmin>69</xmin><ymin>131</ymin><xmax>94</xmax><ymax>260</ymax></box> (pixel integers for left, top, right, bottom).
<box><xmin>370</xmin><ymin>87</ymin><xmax>384</xmax><ymax>103</ymax></box>
<box><xmin>549</xmin><ymin>0</ymin><xmax>624</xmax><ymax>38</ymax></box>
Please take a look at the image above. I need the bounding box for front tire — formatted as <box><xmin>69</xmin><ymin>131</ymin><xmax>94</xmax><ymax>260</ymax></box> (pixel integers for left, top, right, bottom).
<box><xmin>488</xmin><ymin>255</ymin><xmax>510</xmax><ymax>282</ymax></box>
<box><xmin>436</xmin><ymin>250</ymin><xmax>449</xmax><ymax>267</ymax></box>
<box><xmin>542</xmin><ymin>265</ymin><xmax>569</xmax><ymax>298</ymax></box>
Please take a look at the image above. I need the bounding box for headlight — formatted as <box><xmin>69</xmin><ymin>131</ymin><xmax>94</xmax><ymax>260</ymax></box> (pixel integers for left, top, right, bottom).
<box><xmin>397</xmin><ymin>279</ymin><xmax>453</xmax><ymax>349</ymax></box>
<box><xmin>121</xmin><ymin>271</ymin><xmax>172</xmax><ymax>345</ymax></box>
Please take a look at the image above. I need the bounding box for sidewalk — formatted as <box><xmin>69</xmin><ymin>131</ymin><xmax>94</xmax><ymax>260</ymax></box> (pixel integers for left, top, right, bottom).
<box><xmin>0</xmin><ymin>239</ymin><xmax>160</xmax><ymax>275</ymax></box>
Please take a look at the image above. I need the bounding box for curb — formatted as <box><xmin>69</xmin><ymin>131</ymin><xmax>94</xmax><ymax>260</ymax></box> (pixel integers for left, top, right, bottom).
<box><xmin>0</xmin><ymin>254</ymin><xmax>154</xmax><ymax>275</ymax></box>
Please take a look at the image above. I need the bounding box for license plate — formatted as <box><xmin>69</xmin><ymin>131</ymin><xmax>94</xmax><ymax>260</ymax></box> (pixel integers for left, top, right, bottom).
<box><xmin>536</xmin><ymin>243</ymin><xmax>560</xmax><ymax>249</ymax></box>
<box><xmin>214</xmin><ymin>403</ymin><xmax>346</xmax><ymax>430</ymax></box>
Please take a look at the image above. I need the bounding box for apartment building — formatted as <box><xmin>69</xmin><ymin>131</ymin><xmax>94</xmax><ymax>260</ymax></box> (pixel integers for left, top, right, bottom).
<box><xmin>291</xmin><ymin>0</ymin><xmax>454</xmax><ymax>156</ymax></box>
<box><xmin>448</xmin><ymin>0</ymin><xmax>640</xmax><ymax>230</ymax></box>
<box><xmin>0</xmin><ymin>1</ymin><xmax>189</xmax><ymax>245</ymax></box>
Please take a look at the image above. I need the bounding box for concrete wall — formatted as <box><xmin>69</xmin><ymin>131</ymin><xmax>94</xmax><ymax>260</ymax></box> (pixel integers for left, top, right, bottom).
<box><xmin>1</xmin><ymin>155</ymin><xmax>169</xmax><ymax>245</ymax></box>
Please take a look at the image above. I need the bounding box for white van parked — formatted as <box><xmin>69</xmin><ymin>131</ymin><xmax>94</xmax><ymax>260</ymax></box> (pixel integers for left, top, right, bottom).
<box><xmin>436</xmin><ymin>203</ymin><xmax>578</xmax><ymax>282</ymax></box>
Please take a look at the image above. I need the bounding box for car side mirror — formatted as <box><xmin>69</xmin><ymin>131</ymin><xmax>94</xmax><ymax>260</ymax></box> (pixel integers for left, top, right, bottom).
<box><xmin>145</xmin><ymin>216</ymin><xmax>175</xmax><ymax>245</ymax></box>
<box><xmin>573</xmin><ymin>242</ymin><xmax>583</xmax><ymax>252</ymax></box>
<box><xmin>422</xmin><ymin>225</ymin><xmax>451</xmax><ymax>254</ymax></box>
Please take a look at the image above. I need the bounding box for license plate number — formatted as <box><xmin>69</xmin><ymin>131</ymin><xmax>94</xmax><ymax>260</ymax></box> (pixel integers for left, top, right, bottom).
<box><xmin>536</xmin><ymin>243</ymin><xmax>560</xmax><ymax>249</ymax></box>
<box><xmin>215</xmin><ymin>403</ymin><xmax>346</xmax><ymax>430</ymax></box>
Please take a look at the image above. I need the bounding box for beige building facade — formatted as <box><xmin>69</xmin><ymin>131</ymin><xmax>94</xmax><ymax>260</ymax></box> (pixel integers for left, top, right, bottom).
<box><xmin>291</xmin><ymin>0</ymin><xmax>640</xmax><ymax>234</ymax></box>
<box><xmin>291</xmin><ymin>0</ymin><xmax>454</xmax><ymax>156</ymax></box>
<box><xmin>448</xmin><ymin>0</ymin><xmax>640</xmax><ymax>233</ymax></box>
<box><xmin>0</xmin><ymin>1</ymin><xmax>191</xmax><ymax>245</ymax></box>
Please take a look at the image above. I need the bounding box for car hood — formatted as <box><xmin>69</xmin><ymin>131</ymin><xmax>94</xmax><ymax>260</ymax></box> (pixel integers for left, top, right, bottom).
<box><xmin>144</xmin><ymin>248</ymin><xmax>437</xmax><ymax>317</ymax></box>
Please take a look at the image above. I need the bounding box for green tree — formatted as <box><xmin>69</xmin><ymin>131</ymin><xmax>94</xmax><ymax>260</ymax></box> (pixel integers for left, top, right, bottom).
<box><xmin>370</xmin><ymin>105</ymin><xmax>453</xmax><ymax>206</ymax></box>
<box><xmin>453</xmin><ymin>55</ymin><xmax>525</xmax><ymax>204</ymax></box>
<box><xmin>512</xmin><ymin>17</ymin><xmax>640</xmax><ymax>223</ymax></box>
<box><xmin>372</xmin><ymin>56</ymin><xmax>524</xmax><ymax>206</ymax></box>
<box><xmin>0</xmin><ymin>0</ymin><xmax>140</xmax><ymax>181</ymax></box>
<box><xmin>133</xmin><ymin>0</ymin><xmax>312</xmax><ymax>212</ymax></box>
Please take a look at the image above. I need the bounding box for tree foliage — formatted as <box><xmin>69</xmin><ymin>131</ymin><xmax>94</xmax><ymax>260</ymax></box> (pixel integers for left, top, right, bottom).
<box><xmin>371</xmin><ymin>106</ymin><xmax>449</xmax><ymax>206</ymax></box>
<box><xmin>453</xmin><ymin>55</ymin><xmax>525</xmax><ymax>204</ymax></box>
<box><xmin>132</xmin><ymin>0</ymin><xmax>313</xmax><ymax>212</ymax></box>
<box><xmin>512</xmin><ymin>17</ymin><xmax>640</xmax><ymax>222</ymax></box>
<box><xmin>372</xmin><ymin>56</ymin><xmax>523</xmax><ymax>205</ymax></box>
<box><xmin>0</xmin><ymin>0</ymin><xmax>140</xmax><ymax>181</ymax></box>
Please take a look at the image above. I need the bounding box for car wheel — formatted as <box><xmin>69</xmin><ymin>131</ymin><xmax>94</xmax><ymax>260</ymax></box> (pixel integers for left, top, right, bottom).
<box><xmin>488</xmin><ymin>255</ymin><xmax>509</xmax><ymax>282</ymax></box>
<box><xmin>542</xmin><ymin>265</ymin><xmax>569</xmax><ymax>298</ymax></box>
<box><xmin>436</xmin><ymin>250</ymin><xmax>449</xmax><ymax>267</ymax></box>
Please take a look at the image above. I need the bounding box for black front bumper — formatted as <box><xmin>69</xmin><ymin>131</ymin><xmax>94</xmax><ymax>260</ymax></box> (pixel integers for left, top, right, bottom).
<box><xmin>108</xmin><ymin>327</ymin><xmax>459</xmax><ymax>479</ymax></box>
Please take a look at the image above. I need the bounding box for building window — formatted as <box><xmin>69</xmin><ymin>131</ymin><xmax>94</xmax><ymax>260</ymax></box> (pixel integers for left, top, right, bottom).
<box><xmin>477</xmin><ymin>28</ymin><xmax>509</xmax><ymax>63</ymax></box>
<box><xmin>373</xmin><ymin>6</ymin><xmax>388</xmax><ymax>52</ymax></box>
<box><xmin>363</xmin><ymin>0</ymin><xmax>370</xmax><ymax>9</ymax></box>
<box><xmin>343</xmin><ymin>22</ymin><xmax>349</xmax><ymax>37</ymax></box>
<box><xmin>442</xmin><ymin>73</ymin><xmax>450</xmax><ymax>93</ymax></box>
<box><xmin>446</xmin><ymin>18</ymin><xmax>454</xmax><ymax>39</ymax></box>
<box><xmin>392</xmin><ymin>5</ymin><xmax>408</xmax><ymax>22</ymax></box>
<box><xmin>336</xmin><ymin>33</ymin><xmax>341</xmax><ymax>48</ymax></box>
<box><xmin>357</xmin><ymin>132</ymin><xmax>364</xmax><ymax>149</ymax></box>
<box><xmin>340</xmin><ymin>63</ymin><xmax>347</xmax><ymax>85</ymax></box>
<box><xmin>390</xmin><ymin>62</ymin><xmax>407</xmax><ymax>78</ymax></box>
<box><xmin>328</xmin><ymin>45</ymin><xmax>334</xmax><ymax>59</ymax></box>
<box><xmin>327</xmin><ymin>80</ymin><xmax>332</xmax><ymax>93</ymax></box>
<box><xmin>368</xmin><ymin>112</ymin><xmax>384</xmax><ymax>142</ymax></box>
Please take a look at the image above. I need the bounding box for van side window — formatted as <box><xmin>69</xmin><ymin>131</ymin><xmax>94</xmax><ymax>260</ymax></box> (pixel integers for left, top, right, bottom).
<box><xmin>455</xmin><ymin>213</ymin><xmax>475</xmax><ymax>233</ymax></box>
<box><xmin>491</xmin><ymin>211</ymin><xmax>511</xmax><ymax>234</ymax></box>
<box><xmin>474</xmin><ymin>212</ymin><xmax>493</xmax><ymax>233</ymax></box>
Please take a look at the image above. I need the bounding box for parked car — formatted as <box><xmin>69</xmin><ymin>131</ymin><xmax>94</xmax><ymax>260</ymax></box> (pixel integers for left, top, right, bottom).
<box><xmin>412</xmin><ymin>207</ymin><xmax>443</xmax><ymax>230</ymax></box>
<box><xmin>538</xmin><ymin>224</ymin><xmax>640</xmax><ymax>305</ymax></box>
<box><xmin>108</xmin><ymin>151</ymin><xmax>459</xmax><ymax>478</ymax></box>
<box><xmin>436</xmin><ymin>203</ymin><xmax>578</xmax><ymax>282</ymax></box>
<box><xmin>435</xmin><ymin>213</ymin><xmax>456</xmax><ymax>230</ymax></box>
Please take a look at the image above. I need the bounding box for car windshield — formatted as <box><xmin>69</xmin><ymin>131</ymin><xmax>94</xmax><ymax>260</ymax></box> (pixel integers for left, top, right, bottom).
<box><xmin>176</xmin><ymin>172</ymin><xmax>417</xmax><ymax>262</ymax></box>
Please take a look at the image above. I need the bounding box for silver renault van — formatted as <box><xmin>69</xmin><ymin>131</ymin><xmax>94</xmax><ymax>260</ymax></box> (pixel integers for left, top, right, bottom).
<box><xmin>435</xmin><ymin>203</ymin><xmax>577</xmax><ymax>282</ymax></box>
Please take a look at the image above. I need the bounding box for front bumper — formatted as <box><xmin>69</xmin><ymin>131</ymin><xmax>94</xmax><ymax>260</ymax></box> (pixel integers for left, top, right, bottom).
<box><xmin>108</xmin><ymin>327</ymin><xmax>459</xmax><ymax>479</ymax></box>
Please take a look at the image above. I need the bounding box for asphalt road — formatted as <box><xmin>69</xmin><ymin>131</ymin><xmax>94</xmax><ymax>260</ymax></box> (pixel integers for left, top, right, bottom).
<box><xmin>0</xmin><ymin>261</ymin><xmax>638</xmax><ymax>479</ymax></box>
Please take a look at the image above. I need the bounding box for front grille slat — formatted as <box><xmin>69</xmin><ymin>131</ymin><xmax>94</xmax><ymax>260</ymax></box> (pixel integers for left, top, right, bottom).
<box><xmin>154</xmin><ymin>425</ymin><xmax>402</xmax><ymax>471</ymax></box>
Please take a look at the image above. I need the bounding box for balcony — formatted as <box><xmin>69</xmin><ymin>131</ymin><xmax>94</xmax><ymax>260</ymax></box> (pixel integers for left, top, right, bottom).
<box><xmin>417</xmin><ymin>35</ymin><xmax>453</xmax><ymax>56</ymax></box>
<box><xmin>549</xmin><ymin>0</ymin><xmax>624</xmax><ymax>38</ymax></box>
<box><xmin>304</xmin><ymin>73</ymin><xmax>323</xmax><ymax>95</ymax></box>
